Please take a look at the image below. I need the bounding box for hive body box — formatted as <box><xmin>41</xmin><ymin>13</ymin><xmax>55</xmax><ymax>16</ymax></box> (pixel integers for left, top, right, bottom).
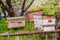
<box><xmin>7</xmin><ymin>17</ymin><xmax>25</xmax><ymax>28</ymax></box>
<box><xmin>34</xmin><ymin>14</ymin><xmax>43</xmax><ymax>31</ymax></box>
<box><xmin>43</xmin><ymin>15</ymin><xmax>56</xmax><ymax>31</ymax></box>
<box><xmin>42</xmin><ymin>15</ymin><xmax>56</xmax><ymax>25</ymax></box>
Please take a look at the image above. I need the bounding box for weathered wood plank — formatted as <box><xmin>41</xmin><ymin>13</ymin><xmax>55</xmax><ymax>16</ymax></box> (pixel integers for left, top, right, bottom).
<box><xmin>0</xmin><ymin>30</ymin><xmax>60</xmax><ymax>36</ymax></box>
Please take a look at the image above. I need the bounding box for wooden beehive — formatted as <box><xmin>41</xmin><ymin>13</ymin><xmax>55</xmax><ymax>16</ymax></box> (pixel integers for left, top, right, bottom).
<box><xmin>7</xmin><ymin>16</ymin><xmax>25</xmax><ymax>28</ymax></box>
<box><xmin>26</xmin><ymin>11</ymin><xmax>43</xmax><ymax>22</ymax></box>
<box><xmin>42</xmin><ymin>15</ymin><xmax>56</xmax><ymax>31</ymax></box>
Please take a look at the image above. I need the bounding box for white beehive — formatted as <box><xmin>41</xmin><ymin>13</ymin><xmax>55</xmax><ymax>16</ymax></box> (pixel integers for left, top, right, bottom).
<box><xmin>42</xmin><ymin>15</ymin><xmax>56</xmax><ymax>31</ymax></box>
<box><xmin>34</xmin><ymin>15</ymin><xmax>56</xmax><ymax>31</ymax></box>
<box><xmin>33</xmin><ymin>14</ymin><xmax>43</xmax><ymax>31</ymax></box>
<box><xmin>7</xmin><ymin>16</ymin><xmax>25</xmax><ymax>28</ymax></box>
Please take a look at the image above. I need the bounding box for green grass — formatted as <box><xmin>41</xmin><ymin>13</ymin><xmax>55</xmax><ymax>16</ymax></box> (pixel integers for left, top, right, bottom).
<box><xmin>0</xmin><ymin>18</ymin><xmax>55</xmax><ymax>40</ymax></box>
<box><xmin>0</xmin><ymin>18</ymin><xmax>34</xmax><ymax>33</ymax></box>
<box><xmin>0</xmin><ymin>18</ymin><xmax>39</xmax><ymax>40</ymax></box>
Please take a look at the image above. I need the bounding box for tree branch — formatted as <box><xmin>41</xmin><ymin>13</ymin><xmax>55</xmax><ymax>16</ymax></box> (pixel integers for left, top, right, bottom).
<box><xmin>21</xmin><ymin>0</ymin><xmax>26</xmax><ymax>11</ymax></box>
<box><xmin>20</xmin><ymin>0</ymin><xmax>34</xmax><ymax>16</ymax></box>
<box><xmin>24</xmin><ymin>0</ymin><xmax>34</xmax><ymax>11</ymax></box>
<box><xmin>20</xmin><ymin>0</ymin><xmax>26</xmax><ymax>16</ymax></box>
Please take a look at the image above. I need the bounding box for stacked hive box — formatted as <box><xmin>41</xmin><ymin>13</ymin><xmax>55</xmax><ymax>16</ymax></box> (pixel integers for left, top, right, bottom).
<box><xmin>42</xmin><ymin>15</ymin><xmax>56</xmax><ymax>31</ymax></box>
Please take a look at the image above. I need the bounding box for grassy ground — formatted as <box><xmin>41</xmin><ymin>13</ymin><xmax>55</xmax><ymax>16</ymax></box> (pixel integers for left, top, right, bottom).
<box><xmin>0</xmin><ymin>18</ymin><xmax>39</xmax><ymax>40</ymax></box>
<box><xmin>0</xmin><ymin>18</ymin><xmax>55</xmax><ymax>40</ymax></box>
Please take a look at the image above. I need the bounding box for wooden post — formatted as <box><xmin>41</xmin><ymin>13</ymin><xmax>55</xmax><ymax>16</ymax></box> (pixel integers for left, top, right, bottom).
<box><xmin>55</xmin><ymin>33</ymin><xmax>57</xmax><ymax>40</ymax></box>
<box><xmin>46</xmin><ymin>34</ymin><xmax>48</xmax><ymax>40</ymax></box>
<box><xmin>15</xmin><ymin>36</ymin><xmax>19</xmax><ymax>40</ymax></box>
<box><xmin>52</xmin><ymin>33</ymin><xmax>55</xmax><ymax>40</ymax></box>
<box><xmin>15</xmin><ymin>32</ymin><xmax>20</xmax><ymax>40</ymax></box>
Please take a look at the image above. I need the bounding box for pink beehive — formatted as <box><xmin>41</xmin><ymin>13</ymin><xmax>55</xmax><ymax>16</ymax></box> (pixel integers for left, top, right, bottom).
<box><xmin>26</xmin><ymin>11</ymin><xmax>43</xmax><ymax>22</ymax></box>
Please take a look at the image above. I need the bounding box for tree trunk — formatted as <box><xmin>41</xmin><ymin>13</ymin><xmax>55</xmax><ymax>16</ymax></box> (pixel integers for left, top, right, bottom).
<box><xmin>0</xmin><ymin>0</ymin><xmax>16</xmax><ymax>17</ymax></box>
<box><xmin>6</xmin><ymin>0</ymin><xmax>15</xmax><ymax>17</ymax></box>
<box><xmin>6</xmin><ymin>0</ymin><xmax>13</xmax><ymax>10</ymax></box>
<box><xmin>20</xmin><ymin>11</ymin><xmax>25</xmax><ymax>16</ymax></box>
<box><xmin>20</xmin><ymin>0</ymin><xmax>34</xmax><ymax>16</ymax></box>
<box><xmin>1</xmin><ymin>5</ymin><xmax>6</xmax><ymax>18</ymax></box>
